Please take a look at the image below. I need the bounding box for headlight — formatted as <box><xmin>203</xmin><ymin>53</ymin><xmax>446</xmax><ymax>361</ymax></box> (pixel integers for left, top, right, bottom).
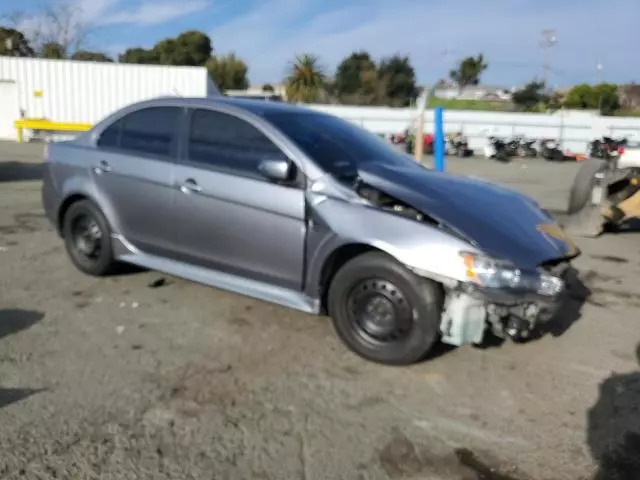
<box><xmin>460</xmin><ymin>251</ymin><xmax>564</xmax><ymax>296</ymax></box>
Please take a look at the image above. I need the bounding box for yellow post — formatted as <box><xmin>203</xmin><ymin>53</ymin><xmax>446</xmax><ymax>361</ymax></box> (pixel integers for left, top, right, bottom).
<box><xmin>413</xmin><ymin>89</ymin><xmax>428</xmax><ymax>162</ymax></box>
<box><xmin>16</xmin><ymin>125</ymin><xmax>23</xmax><ymax>143</ymax></box>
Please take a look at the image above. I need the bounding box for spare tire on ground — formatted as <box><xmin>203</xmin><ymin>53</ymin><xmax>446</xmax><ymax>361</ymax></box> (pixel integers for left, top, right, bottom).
<box><xmin>567</xmin><ymin>158</ymin><xmax>608</xmax><ymax>214</ymax></box>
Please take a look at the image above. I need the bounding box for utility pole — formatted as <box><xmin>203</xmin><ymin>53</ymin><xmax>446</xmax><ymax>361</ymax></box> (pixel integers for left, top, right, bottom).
<box><xmin>597</xmin><ymin>63</ymin><xmax>604</xmax><ymax>114</ymax></box>
<box><xmin>540</xmin><ymin>29</ymin><xmax>557</xmax><ymax>90</ymax></box>
<box><xmin>597</xmin><ymin>63</ymin><xmax>603</xmax><ymax>84</ymax></box>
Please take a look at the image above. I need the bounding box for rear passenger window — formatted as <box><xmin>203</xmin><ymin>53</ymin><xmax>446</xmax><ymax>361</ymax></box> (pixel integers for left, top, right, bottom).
<box><xmin>187</xmin><ymin>109</ymin><xmax>283</xmax><ymax>177</ymax></box>
<box><xmin>97</xmin><ymin>106</ymin><xmax>181</xmax><ymax>158</ymax></box>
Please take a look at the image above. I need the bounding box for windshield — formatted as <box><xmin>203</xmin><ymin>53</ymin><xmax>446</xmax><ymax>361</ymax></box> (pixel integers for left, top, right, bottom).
<box><xmin>263</xmin><ymin>111</ymin><xmax>416</xmax><ymax>179</ymax></box>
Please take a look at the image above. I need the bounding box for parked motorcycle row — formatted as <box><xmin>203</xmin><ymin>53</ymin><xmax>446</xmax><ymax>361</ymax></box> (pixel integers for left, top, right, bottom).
<box><xmin>385</xmin><ymin>131</ymin><xmax>633</xmax><ymax>165</ymax></box>
<box><xmin>482</xmin><ymin>135</ymin><xmax>578</xmax><ymax>163</ymax></box>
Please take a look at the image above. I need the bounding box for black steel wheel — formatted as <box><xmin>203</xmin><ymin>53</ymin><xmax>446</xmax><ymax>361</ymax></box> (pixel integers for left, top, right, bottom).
<box><xmin>347</xmin><ymin>279</ymin><xmax>414</xmax><ymax>345</ymax></box>
<box><xmin>327</xmin><ymin>252</ymin><xmax>444</xmax><ymax>365</ymax></box>
<box><xmin>62</xmin><ymin>199</ymin><xmax>117</xmax><ymax>276</ymax></box>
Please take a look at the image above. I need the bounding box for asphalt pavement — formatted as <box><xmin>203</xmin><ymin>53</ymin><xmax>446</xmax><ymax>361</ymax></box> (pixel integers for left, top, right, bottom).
<box><xmin>1</xmin><ymin>141</ymin><xmax>639</xmax><ymax>480</ymax></box>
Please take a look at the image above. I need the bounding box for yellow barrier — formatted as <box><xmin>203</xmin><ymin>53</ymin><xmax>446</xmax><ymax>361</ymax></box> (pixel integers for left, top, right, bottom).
<box><xmin>14</xmin><ymin>119</ymin><xmax>92</xmax><ymax>143</ymax></box>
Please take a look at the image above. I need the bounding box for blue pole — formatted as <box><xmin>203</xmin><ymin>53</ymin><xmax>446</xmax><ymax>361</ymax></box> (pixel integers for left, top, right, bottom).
<box><xmin>434</xmin><ymin>106</ymin><xmax>445</xmax><ymax>172</ymax></box>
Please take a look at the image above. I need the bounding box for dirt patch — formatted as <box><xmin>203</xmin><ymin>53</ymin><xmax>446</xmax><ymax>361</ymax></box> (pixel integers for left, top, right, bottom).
<box><xmin>378</xmin><ymin>428</ymin><xmax>531</xmax><ymax>480</ymax></box>
<box><xmin>578</xmin><ymin>270</ymin><xmax>640</xmax><ymax>308</ymax></box>
<box><xmin>0</xmin><ymin>212</ymin><xmax>47</xmax><ymax>235</ymax></box>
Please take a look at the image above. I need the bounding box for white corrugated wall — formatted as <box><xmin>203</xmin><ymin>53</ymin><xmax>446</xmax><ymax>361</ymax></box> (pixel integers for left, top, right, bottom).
<box><xmin>0</xmin><ymin>57</ymin><xmax>216</xmax><ymax>129</ymax></box>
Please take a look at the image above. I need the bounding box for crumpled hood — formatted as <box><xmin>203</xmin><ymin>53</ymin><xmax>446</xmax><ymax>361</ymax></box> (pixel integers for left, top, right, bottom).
<box><xmin>357</xmin><ymin>162</ymin><xmax>579</xmax><ymax>270</ymax></box>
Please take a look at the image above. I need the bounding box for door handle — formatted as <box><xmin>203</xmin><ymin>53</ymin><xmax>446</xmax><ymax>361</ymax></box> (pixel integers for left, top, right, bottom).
<box><xmin>93</xmin><ymin>160</ymin><xmax>111</xmax><ymax>174</ymax></box>
<box><xmin>179</xmin><ymin>178</ymin><xmax>202</xmax><ymax>194</ymax></box>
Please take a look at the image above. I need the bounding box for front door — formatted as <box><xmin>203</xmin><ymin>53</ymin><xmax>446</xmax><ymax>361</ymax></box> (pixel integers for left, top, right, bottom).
<box><xmin>173</xmin><ymin>107</ymin><xmax>306</xmax><ymax>291</ymax></box>
<box><xmin>91</xmin><ymin>105</ymin><xmax>182</xmax><ymax>257</ymax></box>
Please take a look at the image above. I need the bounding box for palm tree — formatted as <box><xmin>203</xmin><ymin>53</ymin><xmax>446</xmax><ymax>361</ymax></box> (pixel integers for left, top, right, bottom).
<box><xmin>285</xmin><ymin>54</ymin><xmax>327</xmax><ymax>103</ymax></box>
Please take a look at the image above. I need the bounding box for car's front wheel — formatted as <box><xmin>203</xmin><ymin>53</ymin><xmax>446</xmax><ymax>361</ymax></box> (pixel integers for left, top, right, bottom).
<box><xmin>62</xmin><ymin>199</ymin><xmax>117</xmax><ymax>276</ymax></box>
<box><xmin>327</xmin><ymin>252</ymin><xmax>444</xmax><ymax>365</ymax></box>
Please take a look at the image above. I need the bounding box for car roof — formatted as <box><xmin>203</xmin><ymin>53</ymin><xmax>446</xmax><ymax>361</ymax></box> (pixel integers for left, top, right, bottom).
<box><xmin>78</xmin><ymin>95</ymin><xmax>331</xmax><ymax>147</ymax></box>
<box><xmin>139</xmin><ymin>95</ymin><xmax>322</xmax><ymax>117</ymax></box>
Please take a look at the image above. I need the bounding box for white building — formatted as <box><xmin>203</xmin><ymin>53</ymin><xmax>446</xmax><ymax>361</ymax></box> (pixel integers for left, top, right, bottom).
<box><xmin>0</xmin><ymin>56</ymin><xmax>219</xmax><ymax>141</ymax></box>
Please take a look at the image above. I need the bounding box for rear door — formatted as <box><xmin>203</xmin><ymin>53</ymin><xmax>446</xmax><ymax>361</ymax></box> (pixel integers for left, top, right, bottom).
<box><xmin>172</xmin><ymin>107</ymin><xmax>307</xmax><ymax>290</ymax></box>
<box><xmin>92</xmin><ymin>106</ymin><xmax>183</xmax><ymax>257</ymax></box>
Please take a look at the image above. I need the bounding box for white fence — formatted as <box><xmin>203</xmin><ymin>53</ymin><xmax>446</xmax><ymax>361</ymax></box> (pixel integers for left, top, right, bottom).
<box><xmin>306</xmin><ymin>104</ymin><xmax>640</xmax><ymax>154</ymax></box>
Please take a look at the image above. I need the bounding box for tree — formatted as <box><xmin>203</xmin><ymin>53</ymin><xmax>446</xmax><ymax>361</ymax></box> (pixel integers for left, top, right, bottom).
<box><xmin>262</xmin><ymin>83</ymin><xmax>275</xmax><ymax>92</ymax></box>
<box><xmin>377</xmin><ymin>54</ymin><xmax>418</xmax><ymax>107</ymax></box>
<box><xmin>333</xmin><ymin>51</ymin><xmax>380</xmax><ymax>104</ymax></box>
<box><xmin>564</xmin><ymin>83</ymin><xmax>620</xmax><ymax>115</ymax></box>
<box><xmin>449</xmin><ymin>54</ymin><xmax>488</xmax><ymax>89</ymax></box>
<box><xmin>119</xmin><ymin>31</ymin><xmax>212</xmax><ymax>67</ymax></box>
<box><xmin>119</xmin><ymin>47</ymin><xmax>159</xmax><ymax>64</ymax></box>
<box><xmin>41</xmin><ymin>42</ymin><xmax>65</xmax><ymax>59</ymax></box>
<box><xmin>563</xmin><ymin>83</ymin><xmax>597</xmax><ymax>109</ymax></box>
<box><xmin>4</xmin><ymin>1</ymin><xmax>91</xmax><ymax>58</ymax></box>
<box><xmin>154</xmin><ymin>30</ymin><xmax>212</xmax><ymax>66</ymax></box>
<box><xmin>285</xmin><ymin>53</ymin><xmax>327</xmax><ymax>103</ymax></box>
<box><xmin>0</xmin><ymin>27</ymin><xmax>35</xmax><ymax>56</ymax></box>
<box><xmin>206</xmin><ymin>53</ymin><xmax>249</xmax><ymax>91</ymax></box>
<box><xmin>71</xmin><ymin>50</ymin><xmax>113</xmax><ymax>62</ymax></box>
<box><xmin>512</xmin><ymin>81</ymin><xmax>549</xmax><ymax>111</ymax></box>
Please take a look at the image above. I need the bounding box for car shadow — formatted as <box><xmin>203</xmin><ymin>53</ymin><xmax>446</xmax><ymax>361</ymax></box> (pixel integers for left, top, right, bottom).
<box><xmin>544</xmin><ymin>267</ymin><xmax>591</xmax><ymax>337</ymax></box>
<box><xmin>0</xmin><ymin>309</ymin><xmax>45</xmax><ymax>340</ymax></box>
<box><xmin>587</xmin><ymin>343</ymin><xmax>640</xmax><ymax>480</ymax></box>
<box><xmin>0</xmin><ymin>162</ymin><xmax>44</xmax><ymax>182</ymax></box>
<box><xmin>423</xmin><ymin>342</ymin><xmax>457</xmax><ymax>362</ymax></box>
<box><xmin>605</xmin><ymin>218</ymin><xmax>640</xmax><ymax>234</ymax></box>
<box><xmin>0</xmin><ymin>388</ymin><xmax>43</xmax><ymax>409</ymax></box>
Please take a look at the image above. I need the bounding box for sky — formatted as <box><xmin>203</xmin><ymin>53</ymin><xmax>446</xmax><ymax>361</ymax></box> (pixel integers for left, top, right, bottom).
<box><xmin>2</xmin><ymin>0</ymin><xmax>639</xmax><ymax>88</ymax></box>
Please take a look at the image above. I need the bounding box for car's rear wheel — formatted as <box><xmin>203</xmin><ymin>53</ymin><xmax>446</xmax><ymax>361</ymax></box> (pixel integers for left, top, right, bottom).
<box><xmin>327</xmin><ymin>252</ymin><xmax>444</xmax><ymax>365</ymax></box>
<box><xmin>62</xmin><ymin>199</ymin><xmax>117</xmax><ymax>276</ymax></box>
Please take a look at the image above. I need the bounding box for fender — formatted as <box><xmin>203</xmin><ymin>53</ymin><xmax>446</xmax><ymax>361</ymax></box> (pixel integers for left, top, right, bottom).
<box><xmin>58</xmin><ymin>174</ymin><xmax>123</xmax><ymax>236</ymax></box>
<box><xmin>303</xmin><ymin>193</ymin><xmax>481</xmax><ymax>299</ymax></box>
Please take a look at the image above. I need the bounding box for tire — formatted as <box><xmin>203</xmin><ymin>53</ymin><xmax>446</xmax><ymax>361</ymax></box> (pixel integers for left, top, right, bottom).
<box><xmin>327</xmin><ymin>252</ymin><xmax>444</xmax><ymax>365</ymax></box>
<box><xmin>62</xmin><ymin>199</ymin><xmax>117</xmax><ymax>276</ymax></box>
<box><xmin>567</xmin><ymin>158</ymin><xmax>608</xmax><ymax>214</ymax></box>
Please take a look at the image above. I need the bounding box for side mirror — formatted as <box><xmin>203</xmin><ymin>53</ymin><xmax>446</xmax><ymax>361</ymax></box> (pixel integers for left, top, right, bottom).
<box><xmin>258</xmin><ymin>157</ymin><xmax>294</xmax><ymax>182</ymax></box>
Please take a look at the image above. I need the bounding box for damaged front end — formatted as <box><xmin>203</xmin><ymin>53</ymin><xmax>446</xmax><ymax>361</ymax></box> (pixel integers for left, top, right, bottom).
<box><xmin>438</xmin><ymin>254</ymin><xmax>571</xmax><ymax>347</ymax></box>
<box><xmin>351</xmin><ymin>179</ymin><xmax>574</xmax><ymax>348</ymax></box>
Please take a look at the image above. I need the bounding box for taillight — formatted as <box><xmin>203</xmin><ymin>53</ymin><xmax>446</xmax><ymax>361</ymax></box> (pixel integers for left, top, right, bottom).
<box><xmin>618</xmin><ymin>146</ymin><xmax>625</xmax><ymax>154</ymax></box>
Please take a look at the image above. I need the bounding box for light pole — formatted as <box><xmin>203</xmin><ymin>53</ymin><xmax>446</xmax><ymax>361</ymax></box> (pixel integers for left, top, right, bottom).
<box><xmin>597</xmin><ymin>63</ymin><xmax>604</xmax><ymax>114</ymax></box>
<box><xmin>540</xmin><ymin>29</ymin><xmax>557</xmax><ymax>90</ymax></box>
<box><xmin>596</xmin><ymin>63</ymin><xmax>603</xmax><ymax>84</ymax></box>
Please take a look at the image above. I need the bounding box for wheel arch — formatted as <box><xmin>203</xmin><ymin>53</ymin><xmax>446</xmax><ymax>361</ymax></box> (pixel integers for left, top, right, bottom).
<box><xmin>317</xmin><ymin>242</ymin><xmax>405</xmax><ymax>315</ymax></box>
<box><xmin>57</xmin><ymin>193</ymin><xmax>92</xmax><ymax>235</ymax></box>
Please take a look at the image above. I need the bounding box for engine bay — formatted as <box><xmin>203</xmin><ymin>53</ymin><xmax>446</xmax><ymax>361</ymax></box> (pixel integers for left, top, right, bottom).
<box><xmin>354</xmin><ymin>181</ymin><xmax>430</xmax><ymax>222</ymax></box>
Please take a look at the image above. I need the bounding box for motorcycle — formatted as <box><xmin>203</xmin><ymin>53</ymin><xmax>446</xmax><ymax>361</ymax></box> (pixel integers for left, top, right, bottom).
<box><xmin>445</xmin><ymin>132</ymin><xmax>473</xmax><ymax>157</ymax></box>
<box><xmin>588</xmin><ymin>136</ymin><xmax>628</xmax><ymax>161</ymax></box>
<box><xmin>503</xmin><ymin>137</ymin><xmax>522</xmax><ymax>158</ymax></box>
<box><xmin>514</xmin><ymin>136</ymin><xmax>538</xmax><ymax>157</ymax></box>
<box><xmin>402</xmin><ymin>131</ymin><xmax>434</xmax><ymax>155</ymax></box>
<box><xmin>483</xmin><ymin>136</ymin><xmax>511</xmax><ymax>163</ymax></box>
<box><xmin>539</xmin><ymin>138</ymin><xmax>565</xmax><ymax>161</ymax></box>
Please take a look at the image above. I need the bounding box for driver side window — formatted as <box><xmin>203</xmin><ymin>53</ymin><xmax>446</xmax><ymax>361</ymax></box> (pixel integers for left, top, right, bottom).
<box><xmin>187</xmin><ymin>108</ymin><xmax>285</xmax><ymax>180</ymax></box>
